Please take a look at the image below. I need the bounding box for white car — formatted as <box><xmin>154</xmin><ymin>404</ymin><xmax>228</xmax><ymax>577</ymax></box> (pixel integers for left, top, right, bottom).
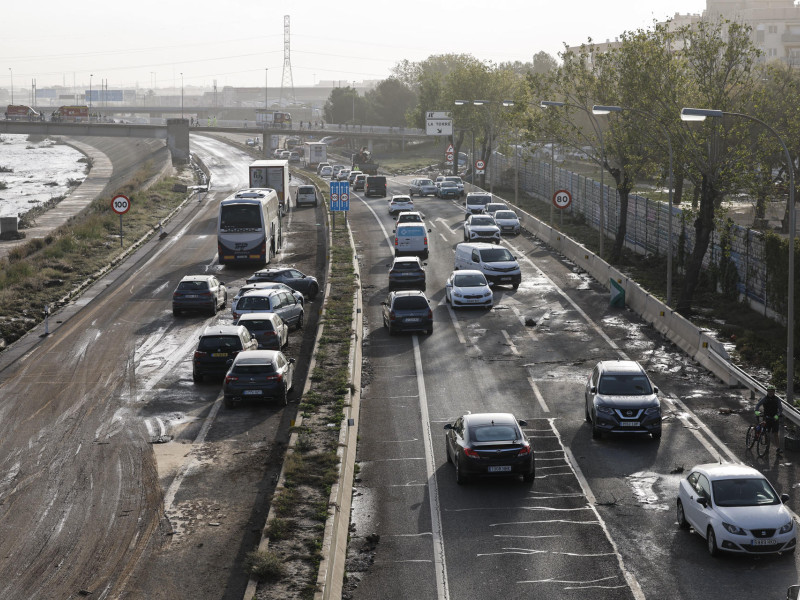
<box><xmin>463</xmin><ymin>214</ymin><xmax>501</xmax><ymax>244</ymax></box>
<box><xmin>445</xmin><ymin>270</ymin><xmax>493</xmax><ymax>309</ymax></box>
<box><xmin>677</xmin><ymin>463</ymin><xmax>796</xmax><ymax>556</ymax></box>
<box><xmin>319</xmin><ymin>166</ymin><xmax>333</xmax><ymax>178</ymax></box>
<box><xmin>389</xmin><ymin>195</ymin><xmax>415</xmax><ymax>215</ymax></box>
<box><xmin>337</xmin><ymin>169</ymin><xmax>351</xmax><ymax>181</ymax></box>
<box><xmin>494</xmin><ymin>210</ymin><xmax>521</xmax><ymax>235</ymax></box>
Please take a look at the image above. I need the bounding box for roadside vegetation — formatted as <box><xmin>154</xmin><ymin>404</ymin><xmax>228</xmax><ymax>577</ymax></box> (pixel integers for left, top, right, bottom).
<box><xmin>0</xmin><ymin>160</ymin><xmax>194</xmax><ymax>348</ymax></box>
<box><xmin>251</xmin><ymin>172</ymin><xmax>356</xmax><ymax>600</ymax></box>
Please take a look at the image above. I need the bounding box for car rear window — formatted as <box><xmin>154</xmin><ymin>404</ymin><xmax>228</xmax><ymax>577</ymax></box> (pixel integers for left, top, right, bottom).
<box><xmin>597</xmin><ymin>374</ymin><xmax>652</xmax><ymax>395</ymax></box>
<box><xmin>397</xmin><ymin>226</ymin><xmax>424</xmax><ymax>236</ymax></box>
<box><xmin>241</xmin><ymin>319</ymin><xmax>276</xmax><ymax>331</ymax></box>
<box><xmin>233</xmin><ymin>363</ymin><xmax>276</xmax><ymax>375</ymax></box>
<box><xmin>398</xmin><ymin>215</ymin><xmax>422</xmax><ymax>222</ymax></box>
<box><xmin>471</xmin><ymin>425</ymin><xmax>517</xmax><ymax>442</ymax></box>
<box><xmin>178</xmin><ymin>280</ymin><xmax>209</xmax><ymax>291</ymax></box>
<box><xmin>198</xmin><ymin>335</ymin><xmax>242</xmax><ymax>352</ymax></box>
<box><xmin>237</xmin><ymin>296</ymin><xmax>272</xmax><ymax>310</ymax></box>
<box><xmin>393</xmin><ymin>296</ymin><xmax>428</xmax><ymax>310</ymax></box>
<box><xmin>367</xmin><ymin>177</ymin><xmax>386</xmax><ymax>184</ymax></box>
<box><xmin>393</xmin><ymin>261</ymin><xmax>420</xmax><ymax>271</ymax></box>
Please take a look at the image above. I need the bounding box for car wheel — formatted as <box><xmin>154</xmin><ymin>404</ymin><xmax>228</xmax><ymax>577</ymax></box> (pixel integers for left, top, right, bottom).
<box><xmin>585</xmin><ymin>403</ymin><xmax>591</xmax><ymax>422</ymax></box>
<box><xmin>172</xmin><ymin>308</ymin><xmax>181</xmax><ymax>317</ymax></box>
<box><xmin>513</xmin><ymin>283</ymin><xmax>520</xmax><ymax>290</ymax></box>
<box><xmin>651</xmin><ymin>430</ymin><xmax>662</xmax><ymax>440</ymax></box>
<box><xmin>280</xmin><ymin>384</ymin><xmax>289</xmax><ymax>406</ymax></box>
<box><xmin>192</xmin><ymin>370</ymin><xmax>202</xmax><ymax>383</ymax></box>
<box><xmin>224</xmin><ymin>397</ymin><xmax>237</xmax><ymax>409</ymax></box>
<box><xmin>445</xmin><ymin>441</ymin><xmax>452</xmax><ymax>464</ymax></box>
<box><xmin>426</xmin><ymin>327</ymin><xmax>433</xmax><ymax>335</ymax></box>
<box><xmin>296</xmin><ymin>312</ymin><xmax>304</xmax><ymax>330</ymax></box>
<box><xmin>523</xmin><ymin>471</ymin><xmax>535</xmax><ymax>484</ymax></box>
<box><xmin>591</xmin><ymin>420</ymin><xmax>602</xmax><ymax>439</ymax></box>
<box><xmin>455</xmin><ymin>456</ymin><xmax>467</xmax><ymax>485</ymax></box>
<box><xmin>308</xmin><ymin>283</ymin><xmax>319</xmax><ymax>300</ymax></box>
<box><xmin>676</xmin><ymin>500</ymin><xmax>689</xmax><ymax>529</ymax></box>
<box><xmin>707</xmin><ymin>527</ymin><xmax>719</xmax><ymax>557</ymax></box>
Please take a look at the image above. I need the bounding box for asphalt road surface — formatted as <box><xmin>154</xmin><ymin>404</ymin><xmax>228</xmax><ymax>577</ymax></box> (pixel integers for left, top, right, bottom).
<box><xmin>343</xmin><ymin>175</ymin><xmax>800</xmax><ymax>600</ymax></box>
<box><xmin>0</xmin><ymin>134</ymin><xmax>326</xmax><ymax>600</ymax></box>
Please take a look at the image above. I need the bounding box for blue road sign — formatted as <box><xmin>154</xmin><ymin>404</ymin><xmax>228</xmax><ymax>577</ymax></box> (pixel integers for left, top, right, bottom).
<box><xmin>329</xmin><ymin>181</ymin><xmax>341</xmax><ymax>211</ymax></box>
<box><xmin>340</xmin><ymin>181</ymin><xmax>350</xmax><ymax>211</ymax></box>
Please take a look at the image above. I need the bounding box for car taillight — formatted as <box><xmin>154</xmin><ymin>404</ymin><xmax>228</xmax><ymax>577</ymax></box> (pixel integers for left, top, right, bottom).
<box><xmin>266</xmin><ymin>373</ymin><xmax>283</xmax><ymax>381</ymax></box>
<box><xmin>232</xmin><ymin>312</ymin><xmax>240</xmax><ymax>320</ymax></box>
<box><xmin>193</xmin><ymin>351</ymin><xmax>207</xmax><ymax>359</ymax></box>
<box><xmin>389</xmin><ymin>311</ymin><xmax>396</xmax><ymax>321</ymax></box>
<box><xmin>463</xmin><ymin>448</ymin><xmax>480</xmax><ymax>458</ymax></box>
<box><xmin>424</xmin><ymin>237</ymin><xmax>428</xmax><ymax>245</ymax></box>
<box><xmin>394</xmin><ymin>237</ymin><xmax>398</xmax><ymax>246</ymax></box>
<box><xmin>225</xmin><ymin>374</ymin><xmax>238</xmax><ymax>383</ymax></box>
<box><xmin>518</xmin><ymin>444</ymin><xmax>531</xmax><ymax>456</ymax></box>
<box><xmin>264</xmin><ymin>331</ymin><xmax>276</xmax><ymax>337</ymax></box>
<box><xmin>427</xmin><ymin>309</ymin><xmax>433</xmax><ymax>319</ymax></box>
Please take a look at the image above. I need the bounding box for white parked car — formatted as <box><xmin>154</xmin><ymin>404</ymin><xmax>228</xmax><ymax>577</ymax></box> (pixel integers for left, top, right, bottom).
<box><xmin>445</xmin><ymin>270</ymin><xmax>493</xmax><ymax>309</ymax></box>
<box><xmin>494</xmin><ymin>210</ymin><xmax>521</xmax><ymax>235</ymax></box>
<box><xmin>463</xmin><ymin>214</ymin><xmax>501</xmax><ymax>244</ymax></box>
<box><xmin>677</xmin><ymin>463</ymin><xmax>796</xmax><ymax>556</ymax></box>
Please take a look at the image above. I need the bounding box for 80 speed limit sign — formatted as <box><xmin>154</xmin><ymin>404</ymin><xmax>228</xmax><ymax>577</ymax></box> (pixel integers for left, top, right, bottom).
<box><xmin>111</xmin><ymin>194</ymin><xmax>131</xmax><ymax>214</ymax></box>
<box><xmin>552</xmin><ymin>189</ymin><xmax>572</xmax><ymax>209</ymax></box>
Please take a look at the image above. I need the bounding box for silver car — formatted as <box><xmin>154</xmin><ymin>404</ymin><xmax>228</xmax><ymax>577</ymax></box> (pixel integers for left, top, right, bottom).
<box><xmin>231</xmin><ymin>289</ymin><xmax>304</xmax><ymax>329</ymax></box>
<box><xmin>463</xmin><ymin>214</ymin><xmax>501</xmax><ymax>244</ymax></box>
<box><xmin>494</xmin><ymin>210</ymin><xmax>521</xmax><ymax>235</ymax></box>
<box><xmin>409</xmin><ymin>178</ymin><xmax>437</xmax><ymax>197</ymax></box>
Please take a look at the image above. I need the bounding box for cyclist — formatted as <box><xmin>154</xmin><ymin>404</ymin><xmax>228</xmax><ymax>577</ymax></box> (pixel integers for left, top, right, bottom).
<box><xmin>755</xmin><ymin>384</ymin><xmax>783</xmax><ymax>456</ymax></box>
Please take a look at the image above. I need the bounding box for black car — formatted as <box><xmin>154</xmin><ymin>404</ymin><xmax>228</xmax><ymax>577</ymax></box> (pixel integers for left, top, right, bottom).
<box><xmin>223</xmin><ymin>350</ymin><xmax>295</xmax><ymax>408</ymax></box>
<box><xmin>192</xmin><ymin>325</ymin><xmax>258</xmax><ymax>382</ymax></box>
<box><xmin>387</xmin><ymin>256</ymin><xmax>426</xmax><ymax>291</ymax></box>
<box><xmin>246</xmin><ymin>267</ymin><xmax>320</xmax><ymax>300</ymax></box>
<box><xmin>381</xmin><ymin>290</ymin><xmax>433</xmax><ymax>335</ymax></box>
<box><xmin>444</xmin><ymin>413</ymin><xmax>535</xmax><ymax>484</ymax></box>
<box><xmin>172</xmin><ymin>275</ymin><xmax>227</xmax><ymax>317</ymax></box>
<box><xmin>364</xmin><ymin>176</ymin><xmax>387</xmax><ymax>198</ymax></box>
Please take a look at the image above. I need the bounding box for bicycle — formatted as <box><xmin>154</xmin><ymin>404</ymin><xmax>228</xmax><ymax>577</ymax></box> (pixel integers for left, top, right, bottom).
<box><xmin>746</xmin><ymin>417</ymin><xmax>771</xmax><ymax>457</ymax></box>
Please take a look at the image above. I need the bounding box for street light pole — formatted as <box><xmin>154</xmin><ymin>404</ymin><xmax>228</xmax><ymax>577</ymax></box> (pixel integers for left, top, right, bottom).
<box><xmin>89</xmin><ymin>74</ymin><xmax>93</xmax><ymax>119</ymax></box>
<box><xmin>8</xmin><ymin>68</ymin><xmax>13</xmax><ymax>105</ymax></box>
<box><xmin>352</xmin><ymin>81</ymin><xmax>356</xmax><ymax>124</ymax></box>
<box><xmin>682</xmin><ymin>107</ymin><xmax>796</xmax><ymax>404</ymax></box>
<box><xmin>541</xmin><ymin>100</ymin><xmax>605</xmax><ymax>257</ymax></box>
<box><xmin>180</xmin><ymin>72</ymin><xmax>184</xmax><ymax>119</ymax></box>
<box><xmin>594</xmin><ymin>105</ymin><xmax>674</xmax><ymax>305</ymax></box>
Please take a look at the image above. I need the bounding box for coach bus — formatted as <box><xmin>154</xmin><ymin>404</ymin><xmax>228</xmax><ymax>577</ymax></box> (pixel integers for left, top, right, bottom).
<box><xmin>217</xmin><ymin>189</ymin><xmax>282</xmax><ymax>265</ymax></box>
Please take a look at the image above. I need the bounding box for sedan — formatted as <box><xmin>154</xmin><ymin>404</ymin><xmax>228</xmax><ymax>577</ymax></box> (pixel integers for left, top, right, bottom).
<box><xmin>388</xmin><ymin>256</ymin><xmax>426</xmax><ymax>291</ymax></box>
<box><xmin>246</xmin><ymin>267</ymin><xmax>320</xmax><ymax>300</ymax></box>
<box><xmin>437</xmin><ymin>181</ymin><xmax>461</xmax><ymax>199</ymax></box>
<box><xmin>677</xmin><ymin>463</ymin><xmax>796</xmax><ymax>556</ymax></box>
<box><xmin>445</xmin><ymin>270</ymin><xmax>493</xmax><ymax>308</ymax></box>
<box><xmin>223</xmin><ymin>350</ymin><xmax>296</xmax><ymax>408</ymax></box>
<box><xmin>388</xmin><ymin>195</ymin><xmax>415</xmax><ymax>215</ymax></box>
<box><xmin>444</xmin><ymin>412</ymin><xmax>535</xmax><ymax>484</ymax></box>
<box><xmin>381</xmin><ymin>290</ymin><xmax>433</xmax><ymax>335</ymax></box>
<box><xmin>494</xmin><ymin>210</ymin><xmax>521</xmax><ymax>235</ymax></box>
<box><xmin>464</xmin><ymin>214</ymin><xmax>501</xmax><ymax>244</ymax></box>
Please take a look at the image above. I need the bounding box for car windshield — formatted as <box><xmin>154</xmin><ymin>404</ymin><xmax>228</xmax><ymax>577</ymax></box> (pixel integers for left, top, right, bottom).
<box><xmin>471</xmin><ymin>424</ymin><xmax>518</xmax><ymax>442</ymax></box>
<box><xmin>454</xmin><ymin>274</ymin><xmax>487</xmax><ymax>287</ymax></box>
<box><xmin>469</xmin><ymin>197</ymin><xmax>490</xmax><ymax>205</ymax></box>
<box><xmin>393</xmin><ymin>296</ymin><xmax>428</xmax><ymax>310</ymax></box>
<box><xmin>233</xmin><ymin>363</ymin><xmax>276</xmax><ymax>375</ymax></box>
<box><xmin>419</xmin><ymin>179</ymin><xmax>433</xmax><ymax>185</ymax></box>
<box><xmin>479</xmin><ymin>248</ymin><xmax>514</xmax><ymax>262</ymax></box>
<box><xmin>445</xmin><ymin>177</ymin><xmax>462</xmax><ymax>183</ymax></box>
<box><xmin>597</xmin><ymin>374</ymin><xmax>653</xmax><ymax>395</ymax></box>
<box><xmin>441</xmin><ymin>182</ymin><xmax>456</xmax><ymax>188</ymax></box>
<box><xmin>177</xmin><ymin>280</ymin><xmax>209</xmax><ymax>291</ymax></box>
<box><xmin>471</xmin><ymin>217</ymin><xmax>495</xmax><ymax>226</ymax></box>
<box><xmin>198</xmin><ymin>336</ymin><xmax>241</xmax><ymax>352</ymax></box>
<box><xmin>712</xmin><ymin>478</ymin><xmax>780</xmax><ymax>507</ymax></box>
<box><xmin>495</xmin><ymin>211</ymin><xmax>517</xmax><ymax>219</ymax></box>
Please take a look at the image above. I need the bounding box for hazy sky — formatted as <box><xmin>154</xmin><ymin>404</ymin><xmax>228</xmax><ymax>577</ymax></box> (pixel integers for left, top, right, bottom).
<box><xmin>4</xmin><ymin>0</ymin><xmax>708</xmax><ymax>92</ymax></box>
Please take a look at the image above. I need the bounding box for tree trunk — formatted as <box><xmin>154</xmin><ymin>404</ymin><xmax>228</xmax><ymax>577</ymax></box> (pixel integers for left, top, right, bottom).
<box><xmin>676</xmin><ymin>174</ymin><xmax>718</xmax><ymax>314</ymax></box>
<box><xmin>673</xmin><ymin>163</ymin><xmax>684</xmax><ymax>205</ymax></box>
<box><xmin>610</xmin><ymin>170</ymin><xmax>632</xmax><ymax>263</ymax></box>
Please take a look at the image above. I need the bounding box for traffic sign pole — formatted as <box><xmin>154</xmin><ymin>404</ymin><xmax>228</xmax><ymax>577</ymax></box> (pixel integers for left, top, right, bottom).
<box><xmin>111</xmin><ymin>194</ymin><xmax>131</xmax><ymax>247</ymax></box>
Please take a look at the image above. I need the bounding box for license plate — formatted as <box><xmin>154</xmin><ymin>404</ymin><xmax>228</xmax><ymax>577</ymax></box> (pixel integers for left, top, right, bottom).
<box><xmin>501</xmin><ymin>277</ymin><xmax>512</xmax><ymax>281</ymax></box>
<box><xmin>211</xmin><ymin>353</ymin><xmax>228</xmax><ymax>358</ymax></box>
<box><xmin>405</xmin><ymin>318</ymin><xmax>421</xmax><ymax>323</ymax></box>
<box><xmin>465</xmin><ymin>298</ymin><xmax>482</xmax><ymax>303</ymax></box>
<box><xmin>488</xmin><ymin>466</ymin><xmax>512</xmax><ymax>473</ymax></box>
<box><xmin>243</xmin><ymin>389</ymin><xmax>263</xmax><ymax>395</ymax></box>
<box><xmin>185</xmin><ymin>294</ymin><xmax>199</xmax><ymax>298</ymax></box>
<box><xmin>620</xmin><ymin>421</ymin><xmax>640</xmax><ymax>427</ymax></box>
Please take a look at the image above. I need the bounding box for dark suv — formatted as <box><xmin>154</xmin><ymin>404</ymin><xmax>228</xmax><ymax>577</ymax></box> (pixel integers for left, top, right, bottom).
<box><xmin>192</xmin><ymin>325</ymin><xmax>258</xmax><ymax>382</ymax></box>
<box><xmin>388</xmin><ymin>256</ymin><xmax>426</xmax><ymax>291</ymax></box>
<box><xmin>246</xmin><ymin>267</ymin><xmax>320</xmax><ymax>300</ymax></box>
<box><xmin>381</xmin><ymin>290</ymin><xmax>433</xmax><ymax>335</ymax></box>
<box><xmin>584</xmin><ymin>360</ymin><xmax>661</xmax><ymax>439</ymax></box>
<box><xmin>364</xmin><ymin>176</ymin><xmax>387</xmax><ymax>198</ymax></box>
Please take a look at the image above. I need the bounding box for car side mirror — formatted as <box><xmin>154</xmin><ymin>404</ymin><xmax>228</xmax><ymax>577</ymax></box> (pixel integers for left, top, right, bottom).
<box><xmin>381</xmin><ymin>301</ymin><xmax>387</xmax><ymax>306</ymax></box>
<box><xmin>445</xmin><ymin>284</ymin><xmax>452</xmax><ymax>289</ymax></box>
<box><xmin>443</xmin><ymin>424</ymin><xmax>453</xmax><ymax>430</ymax></box>
<box><xmin>781</xmin><ymin>493</ymin><xmax>790</xmax><ymax>504</ymax></box>
<box><xmin>427</xmin><ymin>228</ymin><xmax>432</xmax><ymax>233</ymax></box>
<box><xmin>226</xmin><ymin>359</ymin><xmax>234</xmax><ymax>366</ymax></box>
<box><xmin>422</xmin><ymin>262</ymin><xmax>427</xmax><ymax>266</ymax></box>
<box><xmin>289</xmin><ymin>358</ymin><xmax>296</xmax><ymax>364</ymax></box>
<box><xmin>518</xmin><ymin>419</ymin><xmax>528</xmax><ymax>427</ymax></box>
<box><xmin>696</xmin><ymin>496</ymin><xmax>708</xmax><ymax>508</ymax></box>
<box><xmin>590</xmin><ymin>386</ymin><xmax>597</xmax><ymax>394</ymax></box>
<box><xmin>653</xmin><ymin>386</ymin><xmax>659</xmax><ymax>394</ymax></box>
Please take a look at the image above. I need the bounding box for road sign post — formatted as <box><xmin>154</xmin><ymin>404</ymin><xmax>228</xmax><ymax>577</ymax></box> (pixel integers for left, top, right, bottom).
<box><xmin>111</xmin><ymin>194</ymin><xmax>131</xmax><ymax>247</ymax></box>
<box><xmin>475</xmin><ymin>159</ymin><xmax>485</xmax><ymax>175</ymax></box>
<box><xmin>552</xmin><ymin>189</ymin><xmax>572</xmax><ymax>209</ymax></box>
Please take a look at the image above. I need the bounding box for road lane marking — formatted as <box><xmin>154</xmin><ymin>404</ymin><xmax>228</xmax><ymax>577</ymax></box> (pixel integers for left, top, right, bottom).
<box><xmin>413</xmin><ymin>335</ymin><xmax>450</xmax><ymax>600</ymax></box>
<box><xmin>501</xmin><ymin>329</ymin><xmax>520</xmax><ymax>356</ymax></box>
<box><xmin>439</xmin><ymin>233</ymin><xmax>448</xmax><ymax>242</ymax></box>
<box><xmin>526</xmin><ymin>375</ymin><xmax>550</xmax><ymax>413</ymax></box>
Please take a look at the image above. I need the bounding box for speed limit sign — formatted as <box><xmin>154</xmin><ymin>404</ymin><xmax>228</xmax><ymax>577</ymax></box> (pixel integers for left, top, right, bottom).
<box><xmin>552</xmin><ymin>189</ymin><xmax>572</xmax><ymax>209</ymax></box>
<box><xmin>111</xmin><ymin>194</ymin><xmax>131</xmax><ymax>214</ymax></box>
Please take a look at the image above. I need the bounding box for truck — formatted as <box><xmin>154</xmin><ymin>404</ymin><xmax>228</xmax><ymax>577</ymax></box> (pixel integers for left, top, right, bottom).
<box><xmin>352</xmin><ymin>147</ymin><xmax>379</xmax><ymax>176</ymax></box>
<box><xmin>302</xmin><ymin>142</ymin><xmax>327</xmax><ymax>169</ymax></box>
<box><xmin>5</xmin><ymin>105</ymin><xmax>40</xmax><ymax>121</ymax></box>
<box><xmin>249</xmin><ymin>159</ymin><xmax>291</xmax><ymax>213</ymax></box>
<box><xmin>51</xmin><ymin>105</ymin><xmax>89</xmax><ymax>122</ymax></box>
<box><xmin>255</xmin><ymin>110</ymin><xmax>292</xmax><ymax>129</ymax></box>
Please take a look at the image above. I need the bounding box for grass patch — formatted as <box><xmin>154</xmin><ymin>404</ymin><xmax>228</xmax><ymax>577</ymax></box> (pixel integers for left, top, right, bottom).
<box><xmin>266</xmin><ymin>518</ymin><xmax>297</xmax><ymax>541</ymax></box>
<box><xmin>246</xmin><ymin>550</ymin><xmax>286</xmax><ymax>581</ymax></box>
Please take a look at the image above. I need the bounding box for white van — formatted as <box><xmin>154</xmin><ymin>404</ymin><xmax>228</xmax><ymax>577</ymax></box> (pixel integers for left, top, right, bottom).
<box><xmin>394</xmin><ymin>223</ymin><xmax>431</xmax><ymax>259</ymax></box>
<box><xmin>464</xmin><ymin>192</ymin><xmax>493</xmax><ymax>218</ymax></box>
<box><xmin>454</xmin><ymin>242</ymin><xmax>521</xmax><ymax>289</ymax></box>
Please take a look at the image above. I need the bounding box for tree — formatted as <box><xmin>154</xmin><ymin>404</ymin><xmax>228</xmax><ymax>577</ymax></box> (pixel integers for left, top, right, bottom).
<box><xmin>323</xmin><ymin>86</ymin><xmax>362</xmax><ymax>125</ymax></box>
<box><xmin>363</xmin><ymin>78</ymin><xmax>417</xmax><ymax>127</ymax></box>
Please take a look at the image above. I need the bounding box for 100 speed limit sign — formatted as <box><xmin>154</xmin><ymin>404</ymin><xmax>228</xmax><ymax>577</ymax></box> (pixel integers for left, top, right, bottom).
<box><xmin>552</xmin><ymin>189</ymin><xmax>572</xmax><ymax>209</ymax></box>
<box><xmin>111</xmin><ymin>194</ymin><xmax>131</xmax><ymax>214</ymax></box>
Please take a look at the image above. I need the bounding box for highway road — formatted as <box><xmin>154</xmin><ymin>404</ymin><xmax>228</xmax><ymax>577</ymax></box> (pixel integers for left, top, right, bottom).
<box><xmin>0</xmin><ymin>134</ymin><xmax>327</xmax><ymax>600</ymax></box>
<box><xmin>343</xmin><ymin>176</ymin><xmax>800</xmax><ymax>599</ymax></box>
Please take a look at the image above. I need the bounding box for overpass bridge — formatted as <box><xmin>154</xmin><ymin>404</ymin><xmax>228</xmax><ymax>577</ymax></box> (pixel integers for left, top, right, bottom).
<box><xmin>0</xmin><ymin>119</ymin><xmax>432</xmax><ymax>162</ymax></box>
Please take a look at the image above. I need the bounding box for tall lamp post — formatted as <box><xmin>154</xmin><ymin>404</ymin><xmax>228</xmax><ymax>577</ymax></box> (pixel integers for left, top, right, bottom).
<box><xmin>89</xmin><ymin>74</ymin><xmax>93</xmax><ymax>118</ymax></box>
<box><xmin>681</xmin><ymin>107</ymin><xmax>796</xmax><ymax>404</ymax></box>
<box><xmin>541</xmin><ymin>100</ymin><xmax>605</xmax><ymax>257</ymax></box>
<box><xmin>180</xmin><ymin>72</ymin><xmax>184</xmax><ymax>119</ymax></box>
<box><xmin>454</xmin><ymin>99</ymin><xmax>497</xmax><ymax>194</ymax></box>
<box><xmin>593</xmin><ymin>104</ymin><xmax>674</xmax><ymax>305</ymax></box>
<box><xmin>8</xmin><ymin>68</ymin><xmax>13</xmax><ymax>104</ymax></box>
